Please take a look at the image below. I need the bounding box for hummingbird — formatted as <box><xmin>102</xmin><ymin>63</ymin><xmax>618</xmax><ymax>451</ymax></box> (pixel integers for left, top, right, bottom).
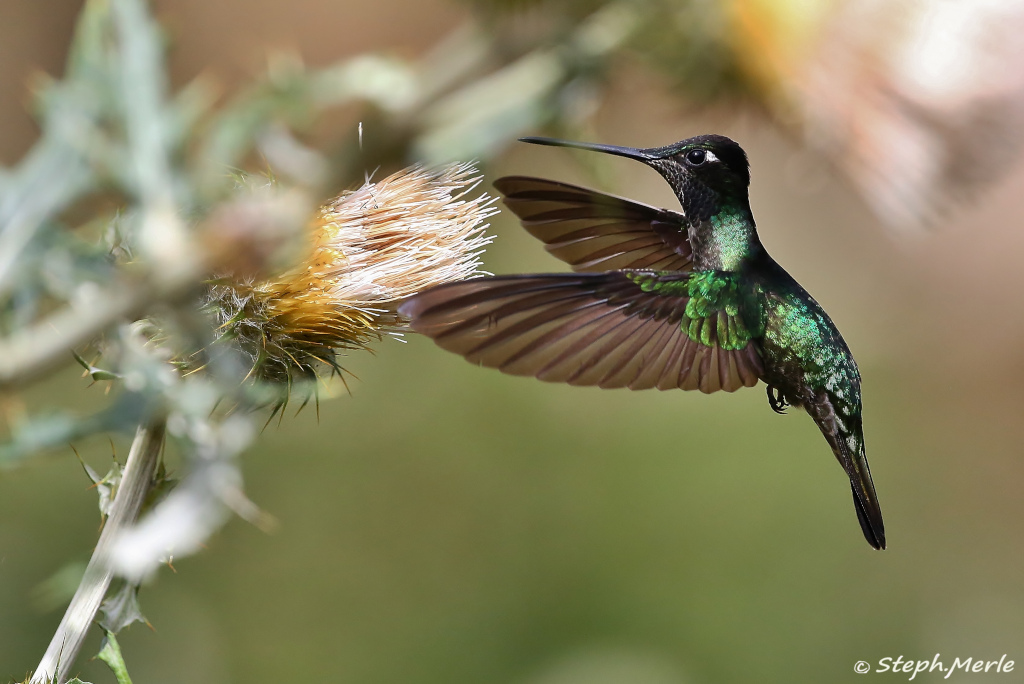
<box><xmin>399</xmin><ymin>134</ymin><xmax>885</xmax><ymax>549</ymax></box>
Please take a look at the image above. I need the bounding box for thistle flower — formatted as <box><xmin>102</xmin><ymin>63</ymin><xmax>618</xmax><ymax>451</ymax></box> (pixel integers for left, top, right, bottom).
<box><xmin>210</xmin><ymin>162</ymin><xmax>496</xmax><ymax>385</ymax></box>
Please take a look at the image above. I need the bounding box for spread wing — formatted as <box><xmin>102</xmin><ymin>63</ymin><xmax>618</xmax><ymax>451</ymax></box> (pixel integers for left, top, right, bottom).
<box><xmin>399</xmin><ymin>272</ymin><xmax>763</xmax><ymax>393</ymax></box>
<box><xmin>493</xmin><ymin>177</ymin><xmax>693</xmax><ymax>272</ymax></box>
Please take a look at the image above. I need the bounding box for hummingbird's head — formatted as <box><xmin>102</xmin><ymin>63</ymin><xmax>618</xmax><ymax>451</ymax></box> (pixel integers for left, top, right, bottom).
<box><xmin>519</xmin><ymin>134</ymin><xmax>750</xmax><ymax>223</ymax></box>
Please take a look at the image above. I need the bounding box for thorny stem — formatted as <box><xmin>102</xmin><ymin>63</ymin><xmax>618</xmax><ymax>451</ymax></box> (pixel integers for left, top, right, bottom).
<box><xmin>31</xmin><ymin>420</ymin><xmax>166</xmax><ymax>684</ymax></box>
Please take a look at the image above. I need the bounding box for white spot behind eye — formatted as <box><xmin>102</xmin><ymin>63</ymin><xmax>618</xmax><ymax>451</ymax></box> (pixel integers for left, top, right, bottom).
<box><xmin>704</xmin><ymin>150</ymin><xmax>719</xmax><ymax>163</ymax></box>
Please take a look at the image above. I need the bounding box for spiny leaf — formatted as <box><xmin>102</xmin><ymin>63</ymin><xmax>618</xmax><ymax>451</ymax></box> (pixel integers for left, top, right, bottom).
<box><xmin>142</xmin><ymin>457</ymin><xmax>178</xmax><ymax>514</ymax></box>
<box><xmin>99</xmin><ymin>581</ymin><xmax>149</xmax><ymax>634</ymax></box>
<box><xmin>76</xmin><ymin>449</ymin><xmax>123</xmax><ymax>518</ymax></box>
<box><xmin>73</xmin><ymin>350</ymin><xmax>121</xmax><ymax>381</ymax></box>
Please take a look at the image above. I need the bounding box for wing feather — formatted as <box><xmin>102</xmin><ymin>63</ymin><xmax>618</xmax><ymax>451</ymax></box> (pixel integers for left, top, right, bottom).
<box><xmin>494</xmin><ymin>177</ymin><xmax>693</xmax><ymax>272</ymax></box>
<box><xmin>400</xmin><ymin>272</ymin><xmax>763</xmax><ymax>394</ymax></box>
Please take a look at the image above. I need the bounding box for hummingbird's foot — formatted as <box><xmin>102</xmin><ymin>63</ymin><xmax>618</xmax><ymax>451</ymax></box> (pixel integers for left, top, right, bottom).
<box><xmin>766</xmin><ymin>385</ymin><xmax>790</xmax><ymax>414</ymax></box>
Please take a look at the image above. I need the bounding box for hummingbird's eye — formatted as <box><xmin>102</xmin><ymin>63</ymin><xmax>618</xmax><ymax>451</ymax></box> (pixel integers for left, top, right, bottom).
<box><xmin>684</xmin><ymin>148</ymin><xmax>707</xmax><ymax>166</ymax></box>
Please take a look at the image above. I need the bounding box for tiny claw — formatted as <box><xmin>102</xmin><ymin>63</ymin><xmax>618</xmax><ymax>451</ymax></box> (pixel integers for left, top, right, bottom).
<box><xmin>767</xmin><ymin>384</ymin><xmax>790</xmax><ymax>414</ymax></box>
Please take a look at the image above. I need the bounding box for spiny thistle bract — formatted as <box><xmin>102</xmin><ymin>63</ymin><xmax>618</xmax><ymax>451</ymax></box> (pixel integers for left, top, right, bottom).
<box><xmin>209</xmin><ymin>162</ymin><xmax>497</xmax><ymax>387</ymax></box>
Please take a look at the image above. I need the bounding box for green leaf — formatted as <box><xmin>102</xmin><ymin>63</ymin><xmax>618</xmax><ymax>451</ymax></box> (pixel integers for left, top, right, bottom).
<box><xmin>112</xmin><ymin>0</ymin><xmax>176</xmax><ymax>206</ymax></box>
<box><xmin>96</xmin><ymin>632</ymin><xmax>133</xmax><ymax>684</ymax></box>
<box><xmin>143</xmin><ymin>456</ymin><xmax>178</xmax><ymax>513</ymax></box>
<box><xmin>66</xmin><ymin>0</ymin><xmax>115</xmax><ymax>82</ymax></box>
<box><xmin>0</xmin><ymin>392</ymin><xmax>152</xmax><ymax>468</ymax></box>
<box><xmin>32</xmin><ymin>560</ymin><xmax>88</xmax><ymax>613</ymax></box>
<box><xmin>0</xmin><ymin>412</ymin><xmax>79</xmax><ymax>466</ymax></box>
<box><xmin>77</xmin><ymin>451</ymin><xmax>123</xmax><ymax>518</ymax></box>
<box><xmin>99</xmin><ymin>581</ymin><xmax>149</xmax><ymax>634</ymax></box>
<box><xmin>72</xmin><ymin>350</ymin><xmax>122</xmax><ymax>381</ymax></box>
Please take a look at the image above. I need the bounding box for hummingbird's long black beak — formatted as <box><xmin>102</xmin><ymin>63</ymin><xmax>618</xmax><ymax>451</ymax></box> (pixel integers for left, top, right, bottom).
<box><xmin>519</xmin><ymin>136</ymin><xmax>654</xmax><ymax>162</ymax></box>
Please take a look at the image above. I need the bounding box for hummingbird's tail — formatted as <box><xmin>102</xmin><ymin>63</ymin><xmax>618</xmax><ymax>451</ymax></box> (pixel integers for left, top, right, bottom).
<box><xmin>850</xmin><ymin>481</ymin><xmax>885</xmax><ymax>550</ymax></box>
<box><xmin>806</xmin><ymin>393</ymin><xmax>886</xmax><ymax>550</ymax></box>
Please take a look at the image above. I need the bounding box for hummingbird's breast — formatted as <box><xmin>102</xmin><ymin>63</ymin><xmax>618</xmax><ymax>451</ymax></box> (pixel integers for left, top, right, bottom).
<box><xmin>745</xmin><ymin>261</ymin><xmax>859</xmax><ymax>407</ymax></box>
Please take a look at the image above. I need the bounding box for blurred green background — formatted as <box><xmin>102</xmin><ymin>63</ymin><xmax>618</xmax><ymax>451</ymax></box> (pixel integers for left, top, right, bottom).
<box><xmin>3</xmin><ymin>1</ymin><xmax>1024</xmax><ymax>682</ymax></box>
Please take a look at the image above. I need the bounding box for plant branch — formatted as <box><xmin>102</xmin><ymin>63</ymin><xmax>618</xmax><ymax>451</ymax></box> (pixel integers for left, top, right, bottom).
<box><xmin>0</xmin><ymin>189</ymin><xmax>311</xmax><ymax>391</ymax></box>
<box><xmin>0</xmin><ymin>276</ymin><xmax>170</xmax><ymax>391</ymax></box>
<box><xmin>30</xmin><ymin>420</ymin><xmax>166</xmax><ymax>684</ymax></box>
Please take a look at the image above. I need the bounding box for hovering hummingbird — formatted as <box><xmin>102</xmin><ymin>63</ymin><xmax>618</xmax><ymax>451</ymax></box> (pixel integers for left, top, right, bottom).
<box><xmin>399</xmin><ymin>134</ymin><xmax>885</xmax><ymax>549</ymax></box>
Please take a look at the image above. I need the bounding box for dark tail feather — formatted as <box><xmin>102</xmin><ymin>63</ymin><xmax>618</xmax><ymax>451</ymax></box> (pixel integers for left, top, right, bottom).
<box><xmin>851</xmin><ymin>481</ymin><xmax>885</xmax><ymax>550</ymax></box>
<box><xmin>807</xmin><ymin>395</ymin><xmax>886</xmax><ymax>550</ymax></box>
<box><xmin>846</xmin><ymin>435</ymin><xmax>885</xmax><ymax>550</ymax></box>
